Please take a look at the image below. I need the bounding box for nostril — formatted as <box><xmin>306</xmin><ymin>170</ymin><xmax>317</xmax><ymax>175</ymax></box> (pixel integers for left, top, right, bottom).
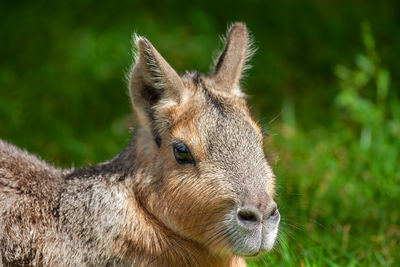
<box><xmin>269</xmin><ymin>207</ymin><xmax>280</xmax><ymax>220</ymax></box>
<box><xmin>237</xmin><ymin>209</ymin><xmax>259</xmax><ymax>223</ymax></box>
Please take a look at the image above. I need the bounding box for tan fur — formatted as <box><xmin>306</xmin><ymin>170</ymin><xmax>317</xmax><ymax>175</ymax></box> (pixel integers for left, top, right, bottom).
<box><xmin>0</xmin><ymin>22</ymin><xmax>278</xmax><ymax>266</ymax></box>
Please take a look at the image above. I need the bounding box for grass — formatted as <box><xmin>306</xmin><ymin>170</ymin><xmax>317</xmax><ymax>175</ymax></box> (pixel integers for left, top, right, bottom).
<box><xmin>248</xmin><ymin>23</ymin><xmax>400</xmax><ymax>266</ymax></box>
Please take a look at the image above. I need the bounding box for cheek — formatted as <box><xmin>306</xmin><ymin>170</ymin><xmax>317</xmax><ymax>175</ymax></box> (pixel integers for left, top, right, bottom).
<box><xmin>158</xmin><ymin>172</ymin><xmax>235</xmax><ymax>242</ymax></box>
<box><xmin>265</xmin><ymin>166</ymin><xmax>276</xmax><ymax>198</ymax></box>
<box><xmin>267</xmin><ymin>180</ymin><xmax>276</xmax><ymax>198</ymax></box>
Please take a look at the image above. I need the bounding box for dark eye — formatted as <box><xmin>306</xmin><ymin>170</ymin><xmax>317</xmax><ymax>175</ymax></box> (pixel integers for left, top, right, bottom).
<box><xmin>173</xmin><ymin>143</ymin><xmax>194</xmax><ymax>164</ymax></box>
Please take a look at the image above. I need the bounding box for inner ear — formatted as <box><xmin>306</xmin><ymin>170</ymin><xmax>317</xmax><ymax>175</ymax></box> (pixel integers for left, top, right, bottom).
<box><xmin>141</xmin><ymin>84</ymin><xmax>161</xmax><ymax>108</ymax></box>
<box><xmin>140</xmin><ymin>84</ymin><xmax>163</xmax><ymax>147</ymax></box>
<box><xmin>129</xmin><ymin>36</ymin><xmax>188</xmax><ymax>147</ymax></box>
<box><xmin>212</xmin><ymin>22</ymin><xmax>253</xmax><ymax>96</ymax></box>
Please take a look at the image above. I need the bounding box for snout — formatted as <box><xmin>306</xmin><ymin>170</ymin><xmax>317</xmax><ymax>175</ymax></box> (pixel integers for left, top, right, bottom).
<box><xmin>237</xmin><ymin>202</ymin><xmax>280</xmax><ymax>230</ymax></box>
<box><xmin>226</xmin><ymin>199</ymin><xmax>280</xmax><ymax>256</ymax></box>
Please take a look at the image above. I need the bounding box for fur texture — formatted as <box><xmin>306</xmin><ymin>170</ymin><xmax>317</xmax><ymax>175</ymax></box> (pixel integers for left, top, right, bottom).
<box><xmin>0</xmin><ymin>22</ymin><xmax>279</xmax><ymax>266</ymax></box>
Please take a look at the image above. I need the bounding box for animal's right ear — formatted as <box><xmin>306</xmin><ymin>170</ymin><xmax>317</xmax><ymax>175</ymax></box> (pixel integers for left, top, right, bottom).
<box><xmin>129</xmin><ymin>35</ymin><xmax>188</xmax><ymax>144</ymax></box>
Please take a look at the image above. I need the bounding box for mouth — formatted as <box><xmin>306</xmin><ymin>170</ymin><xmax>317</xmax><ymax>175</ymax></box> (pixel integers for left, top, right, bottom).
<box><xmin>232</xmin><ymin>235</ymin><xmax>275</xmax><ymax>258</ymax></box>
<box><xmin>224</xmin><ymin>209</ymin><xmax>280</xmax><ymax>257</ymax></box>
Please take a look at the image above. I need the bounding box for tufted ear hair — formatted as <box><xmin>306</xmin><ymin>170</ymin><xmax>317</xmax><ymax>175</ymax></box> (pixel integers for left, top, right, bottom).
<box><xmin>212</xmin><ymin>22</ymin><xmax>254</xmax><ymax>97</ymax></box>
<box><xmin>129</xmin><ymin>35</ymin><xmax>190</xmax><ymax>146</ymax></box>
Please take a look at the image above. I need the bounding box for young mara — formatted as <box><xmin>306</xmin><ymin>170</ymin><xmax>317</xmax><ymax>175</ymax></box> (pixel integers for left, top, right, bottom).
<box><xmin>0</xmin><ymin>22</ymin><xmax>280</xmax><ymax>266</ymax></box>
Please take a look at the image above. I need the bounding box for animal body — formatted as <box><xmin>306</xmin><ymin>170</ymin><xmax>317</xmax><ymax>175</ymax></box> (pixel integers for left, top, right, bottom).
<box><xmin>0</xmin><ymin>23</ymin><xmax>280</xmax><ymax>266</ymax></box>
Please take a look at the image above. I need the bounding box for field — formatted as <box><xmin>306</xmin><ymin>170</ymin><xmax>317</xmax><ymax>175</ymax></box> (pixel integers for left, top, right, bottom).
<box><xmin>1</xmin><ymin>1</ymin><xmax>399</xmax><ymax>265</ymax></box>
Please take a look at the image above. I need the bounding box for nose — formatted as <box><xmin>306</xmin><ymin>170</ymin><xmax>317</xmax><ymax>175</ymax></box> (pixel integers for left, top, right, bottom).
<box><xmin>237</xmin><ymin>202</ymin><xmax>279</xmax><ymax>228</ymax></box>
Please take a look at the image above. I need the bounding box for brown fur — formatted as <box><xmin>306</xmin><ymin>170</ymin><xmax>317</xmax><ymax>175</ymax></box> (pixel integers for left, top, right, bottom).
<box><xmin>0</xmin><ymin>23</ymin><xmax>278</xmax><ymax>266</ymax></box>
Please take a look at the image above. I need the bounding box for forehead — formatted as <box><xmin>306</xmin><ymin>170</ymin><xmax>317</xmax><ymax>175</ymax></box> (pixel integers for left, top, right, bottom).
<box><xmin>170</xmin><ymin>74</ymin><xmax>264</xmax><ymax>162</ymax></box>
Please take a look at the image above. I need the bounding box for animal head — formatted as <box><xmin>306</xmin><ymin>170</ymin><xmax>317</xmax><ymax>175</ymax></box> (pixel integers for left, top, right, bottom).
<box><xmin>129</xmin><ymin>23</ymin><xmax>279</xmax><ymax>257</ymax></box>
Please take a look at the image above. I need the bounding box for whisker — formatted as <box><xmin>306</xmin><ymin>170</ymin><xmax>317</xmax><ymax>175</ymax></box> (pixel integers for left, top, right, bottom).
<box><xmin>280</xmin><ymin>214</ymin><xmax>327</xmax><ymax>230</ymax></box>
<box><xmin>203</xmin><ymin>226</ymin><xmax>227</xmax><ymax>249</ymax></box>
<box><xmin>268</xmin><ymin>110</ymin><xmax>283</xmax><ymax>125</ymax></box>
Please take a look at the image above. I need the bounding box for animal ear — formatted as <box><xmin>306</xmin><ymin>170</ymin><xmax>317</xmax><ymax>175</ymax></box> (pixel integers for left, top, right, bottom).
<box><xmin>212</xmin><ymin>22</ymin><xmax>254</xmax><ymax>97</ymax></box>
<box><xmin>129</xmin><ymin>35</ymin><xmax>188</xmax><ymax>142</ymax></box>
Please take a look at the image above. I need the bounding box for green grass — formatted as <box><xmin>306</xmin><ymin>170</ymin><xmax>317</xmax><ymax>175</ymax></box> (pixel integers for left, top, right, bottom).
<box><xmin>248</xmin><ymin>23</ymin><xmax>400</xmax><ymax>266</ymax></box>
<box><xmin>1</xmin><ymin>1</ymin><xmax>399</xmax><ymax>266</ymax></box>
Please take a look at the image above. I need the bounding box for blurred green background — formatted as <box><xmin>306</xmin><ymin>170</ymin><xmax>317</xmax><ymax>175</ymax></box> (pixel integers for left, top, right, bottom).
<box><xmin>1</xmin><ymin>0</ymin><xmax>399</xmax><ymax>266</ymax></box>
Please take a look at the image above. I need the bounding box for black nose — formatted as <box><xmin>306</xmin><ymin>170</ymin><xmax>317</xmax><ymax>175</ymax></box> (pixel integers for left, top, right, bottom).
<box><xmin>237</xmin><ymin>208</ymin><xmax>261</xmax><ymax>224</ymax></box>
<box><xmin>267</xmin><ymin>202</ymin><xmax>279</xmax><ymax>220</ymax></box>
<box><xmin>237</xmin><ymin>202</ymin><xmax>279</xmax><ymax>228</ymax></box>
<box><xmin>268</xmin><ymin>205</ymin><xmax>280</xmax><ymax>222</ymax></box>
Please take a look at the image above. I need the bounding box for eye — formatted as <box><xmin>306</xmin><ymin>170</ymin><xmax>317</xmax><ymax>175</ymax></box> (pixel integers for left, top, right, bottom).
<box><xmin>173</xmin><ymin>142</ymin><xmax>194</xmax><ymax>165</ymax></box>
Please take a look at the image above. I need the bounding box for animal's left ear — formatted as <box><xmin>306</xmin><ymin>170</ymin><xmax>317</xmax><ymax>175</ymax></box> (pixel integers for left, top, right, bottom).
<box><xmin>212</xmin><ymin>22</ymin><xmax>254</xmax><ymax>97</ymax></box>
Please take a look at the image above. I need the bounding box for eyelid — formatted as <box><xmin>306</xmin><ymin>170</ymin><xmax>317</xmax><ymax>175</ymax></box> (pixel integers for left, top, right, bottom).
<box><xmin>168</xmin><ymin>139</ymin><xmax>184</xmax><ymax>147</ymax></box>
<box><xmin>170</xmin><ymin>139</ymin><xmax>196</xmax><ymax>165</ymax></box>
